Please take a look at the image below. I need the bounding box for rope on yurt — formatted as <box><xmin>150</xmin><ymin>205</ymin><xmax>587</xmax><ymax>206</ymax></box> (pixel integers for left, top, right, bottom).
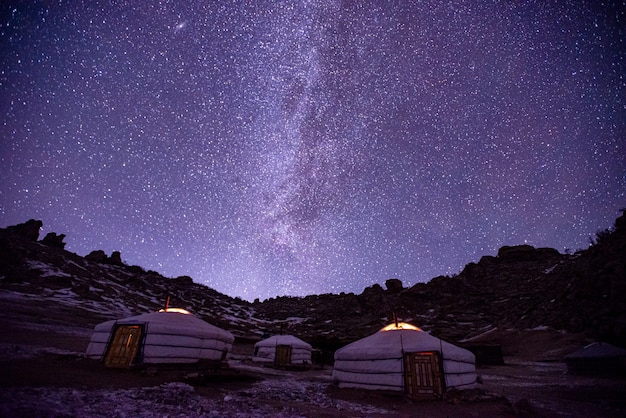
<box><xmin>398</xmin><ymin>315</ymin><xmax>406</xmax><ymax>391</ymax></box>
<box><xmin>439</xmin><ymin>333</ymin><xmax>446</xmax><ymax>385</ymax></box>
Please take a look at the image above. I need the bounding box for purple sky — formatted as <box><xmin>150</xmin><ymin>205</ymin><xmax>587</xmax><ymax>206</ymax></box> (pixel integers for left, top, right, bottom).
<box><xmin>1</xmin><ymin>1</ymin><xmax>624</xmax><ymax>301</ymax></box>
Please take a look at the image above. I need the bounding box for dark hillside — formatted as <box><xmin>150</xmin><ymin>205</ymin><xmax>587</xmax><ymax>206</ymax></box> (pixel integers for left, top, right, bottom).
<box><xmin>1</xmin><ymin>211</ymin><xmax>625</xmax><ymax>352</ymax></box>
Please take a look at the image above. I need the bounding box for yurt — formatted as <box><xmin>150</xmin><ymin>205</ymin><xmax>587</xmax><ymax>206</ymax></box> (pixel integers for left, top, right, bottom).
<box><xmin>333</xmin><ymin>322</ymin><xmax>477</xmax><ymax>399</ymax></box>
<box><xmin>565</xmin><ymin>342</ymin><xmax>626</xmax><ymax>376</ymax></box>
<box><xmin>86</xmin><ymin>308</ymin><xmax>235</xmax><ymax>368</ymax></box>
<box><xmin>253</xmin><ymin>334</ymin><xmax>312</xmax><ymax>366</ymax></box>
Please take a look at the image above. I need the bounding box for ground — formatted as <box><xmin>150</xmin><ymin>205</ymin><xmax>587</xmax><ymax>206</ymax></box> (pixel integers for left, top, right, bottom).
<box><xmin>0</xmin><ymin>305</ymin><xmax>625</xmax><ymax>417</ymax></box>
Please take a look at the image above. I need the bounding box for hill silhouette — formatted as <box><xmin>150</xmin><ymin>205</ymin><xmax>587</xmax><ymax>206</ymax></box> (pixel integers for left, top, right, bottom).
<box><xmin>1</xmin><ymin>211</ymin><xmax>625</xmax><ymax>354</ymax></box>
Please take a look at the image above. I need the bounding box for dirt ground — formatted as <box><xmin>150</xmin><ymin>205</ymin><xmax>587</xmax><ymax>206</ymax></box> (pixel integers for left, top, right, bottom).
<box><xmin>1</xmin><ymin>315</ymin><xmax>625</xmax><ymax>417</ymax></box>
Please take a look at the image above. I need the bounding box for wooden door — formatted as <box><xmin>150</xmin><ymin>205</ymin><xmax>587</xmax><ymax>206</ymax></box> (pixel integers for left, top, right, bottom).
<box><xmin>275</xmin><ymin>345</ymin><xmax>292</xmax><ymax>365</ymax></box>
<box><xmin>104</xmin><ymin>325</ymin><xmax>142</xmax><ymax>368</ymax></box>
<box><xmin>403</xmin><ymin>351</ymin><xmax>444</xmax><ymax>399</ymax></box>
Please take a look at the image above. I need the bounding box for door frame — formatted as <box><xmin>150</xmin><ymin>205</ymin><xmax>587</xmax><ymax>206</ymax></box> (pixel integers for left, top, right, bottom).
<box><xmin>403</xmin><ymin>350</ymin><xmax>445</xmax><ymax>399</ymax></box>
<box><xmin>103</xmin><ymin>324</ymin><xmax>145</xmax><ymax>368</ymax></box>
<box><xmin>274</xmin><ymin>344</ymin><xmax>292</xmax><ymax>365</ymax></box>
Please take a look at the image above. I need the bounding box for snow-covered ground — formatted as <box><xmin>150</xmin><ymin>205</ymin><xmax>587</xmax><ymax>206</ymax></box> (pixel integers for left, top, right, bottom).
<box><xmin>1</xmin><ymin>382</ymin><xmax>376</xmax><ymax>418</ymax></box>
<box><xmin>0</xmin><ymin>366</ymin><xmax>390</xmax><ymax>418</ymax></box>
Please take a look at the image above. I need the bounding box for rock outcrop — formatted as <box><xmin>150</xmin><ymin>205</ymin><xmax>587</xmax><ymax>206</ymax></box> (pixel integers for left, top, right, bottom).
<box><xmin>85</xmin><ymin>250</ymin><xmax>107</xmax><ymax>263</ymax></box>
<box><xmin>385</xmin><ymin>278</ymin><xmax>403</xmax><ymax>292</ymax></box>
<box><xmin>6</xmin><ymin>219</ymin><xmax>42</xmax><ymax>241</ymax></box>
<box><xmin>40</xmin><ymin>232</ymin><xmax>66</xmax><ymax>249</ymax></box>
<box><xmin>85</xmin><ymin>250</ymin><xmax>124</xmax><ymax>265</ymax></box>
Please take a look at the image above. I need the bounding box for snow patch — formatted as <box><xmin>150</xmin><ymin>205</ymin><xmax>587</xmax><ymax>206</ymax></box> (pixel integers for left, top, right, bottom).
<box><xmin>26</xmin><ymin>260</ymin><xmax>71</xmax><ymax>277</ymax></box>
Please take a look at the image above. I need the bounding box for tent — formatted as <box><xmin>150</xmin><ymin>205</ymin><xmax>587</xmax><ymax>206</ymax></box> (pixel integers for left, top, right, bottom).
<box><xmin>86</xmin><ymin>308</ymin><xmax>234</xmax><ymax>368</ymax></box>
<box><xmin>332</xmin><ymin>322</ymin><xmax>477</xmax><ymax>399</ymax></box>
<box><xmin>565</xmin><ymin>342</ymin><xmax>626</xmax><ymax>376</ymax></box>
<box><xmin>253</xmin><ymin>334</ymin><xmax>312</xmax><ymax>366</ymax></box>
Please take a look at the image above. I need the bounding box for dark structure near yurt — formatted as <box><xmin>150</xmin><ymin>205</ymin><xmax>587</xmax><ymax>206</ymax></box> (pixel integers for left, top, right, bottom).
<box><xmin>459</xmin><ymin>343</ymin><xmax>505</xmax><ymax>365</ymax></box>
<box><xmin>565</xmin><ymin>342</ymin><xmax>626</xmax><ymax>376</ymax></box>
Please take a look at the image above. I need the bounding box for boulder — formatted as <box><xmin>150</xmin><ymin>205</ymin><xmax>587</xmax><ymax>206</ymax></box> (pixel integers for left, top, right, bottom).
<box><xmin>41</xmin><ymin>232</ymin><xmax>66</xmax><ymax>249</ymax></box>
<box><xmin>497</xmin><ymin>245</ymin><xmax>538</xmax><ymax>261</ymax></box>
<box><xmin>109</xmin><ymin>251</ymin><xmax>123</xmax><ymax>266</ymax></box>
<box><xmin>85</xmin><ymin>250</ymin><xmax>107</xmax><ymax>263</ymax></box>
<box><xmin>6</xmin><ymin>219</ymin><xmax>42</xmax><ymax>241</ymax></box>
<box><xmin>174</xmin><ymin>275</ymin><xmax>194</xmax><ymax>285</ymax></box>
<box><xmin>385</xmin><ymin>278</ymin><xmax>403</xmax><ymax>292</ymax></box>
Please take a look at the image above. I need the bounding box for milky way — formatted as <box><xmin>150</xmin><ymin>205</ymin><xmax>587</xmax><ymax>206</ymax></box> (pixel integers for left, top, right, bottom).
<box><xmin>1</xmin><ymin>1</ymin><xmax>624</xmax><ymax>300</ymax></box>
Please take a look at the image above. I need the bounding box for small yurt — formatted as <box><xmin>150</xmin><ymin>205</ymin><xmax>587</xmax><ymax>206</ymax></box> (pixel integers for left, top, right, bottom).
<box><xmin>565</xmin><ymin>342</ymin><xmax>626</xmax><ymax>376</ymax></box>
<box><xmin>253</xmin><ymin>334</ymin><xmax>312</xmax><ymax>366</ymax></box>
<box><xmin>333</xmin><ymin>322</ymin><xmax>477</xmax><ymax>399</ymax></box>
<box><xmin>86</xmin><ymin>308</ymin><xmax>234</xmax><ymax>368</ymax></box>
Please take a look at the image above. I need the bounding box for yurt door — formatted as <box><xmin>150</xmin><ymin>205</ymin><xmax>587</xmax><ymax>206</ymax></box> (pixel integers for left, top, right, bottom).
<box><xmin>104</xmin><ymin>325</ymin><xmax>143</xmax><ymax>368</ymax></box>
<box><xmin>275</xmin><ymin>345</ymin><xmax>292</xmax><ymax>365</ymax></box>
<box><xmin>403</xmin><ymin>351</ymin><xmax>444</xmax><ymax>399</ymax></box>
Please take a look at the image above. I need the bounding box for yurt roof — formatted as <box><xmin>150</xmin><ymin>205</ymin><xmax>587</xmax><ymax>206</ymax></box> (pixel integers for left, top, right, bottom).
<box><xmin>94</xmin><ymin>309</ymin><xmax>234</xmax><ymax>342</ymax></box>
<box><xmin>335</xmin><ymin>322</ymin><xmax>474</xmax><ymax>363</ymax></box>
<box><xmin>255</xmin><ymin>334</ymin><xmax>312</xmax><ymax>349</ymax></box>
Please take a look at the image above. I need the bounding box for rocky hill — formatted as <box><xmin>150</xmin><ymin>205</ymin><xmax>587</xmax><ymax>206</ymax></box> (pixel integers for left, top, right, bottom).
<box><xmin>1</xmin><ymin>211</ymin><xmax>625</xmax><ymax>355</ymax></box>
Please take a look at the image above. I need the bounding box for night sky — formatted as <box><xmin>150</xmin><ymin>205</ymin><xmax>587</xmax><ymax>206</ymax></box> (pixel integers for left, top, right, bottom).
<box><xmin>1</xmin><ymin>1</ymin><xmax>624</xmax><ymax>301</ymax></box>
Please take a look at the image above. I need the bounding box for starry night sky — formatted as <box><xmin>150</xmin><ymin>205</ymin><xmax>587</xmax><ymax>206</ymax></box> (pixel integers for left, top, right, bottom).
<box><xmin>1</xmin><ymin>1</ymin><xmax>625</xmax><ymax>301</ymax></box>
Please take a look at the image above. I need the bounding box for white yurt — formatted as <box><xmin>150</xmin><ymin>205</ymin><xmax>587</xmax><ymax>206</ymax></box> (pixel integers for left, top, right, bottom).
<box><xmin>565</xmin><ymin>342</ymin><xmax>626</xmax><ymax>376</ymax></box>
<box><xmin>253</xmin><ymin>334</ymin><xmax>312</xmax><ymax>365</ymax></box>
<box><xmin>86</xmin><ymin>308</ymin><xmax>235</xmax><ymax>368</ymax></box>
<box><xmin>333</xmin><ymin>322</ymin><xmax>477</xmax><ymax>399</ymax></box>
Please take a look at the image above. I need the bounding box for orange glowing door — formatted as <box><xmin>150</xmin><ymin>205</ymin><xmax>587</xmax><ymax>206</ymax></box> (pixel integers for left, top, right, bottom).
<box><xmin>404</xmin><ymin>351</ymin><xmax>444</xmax><ymax>399</ymax></box>
<box><xmin>104</xmin><ymin>325</ymin><xmax>142</xmax><ymax>368</ymax></box>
